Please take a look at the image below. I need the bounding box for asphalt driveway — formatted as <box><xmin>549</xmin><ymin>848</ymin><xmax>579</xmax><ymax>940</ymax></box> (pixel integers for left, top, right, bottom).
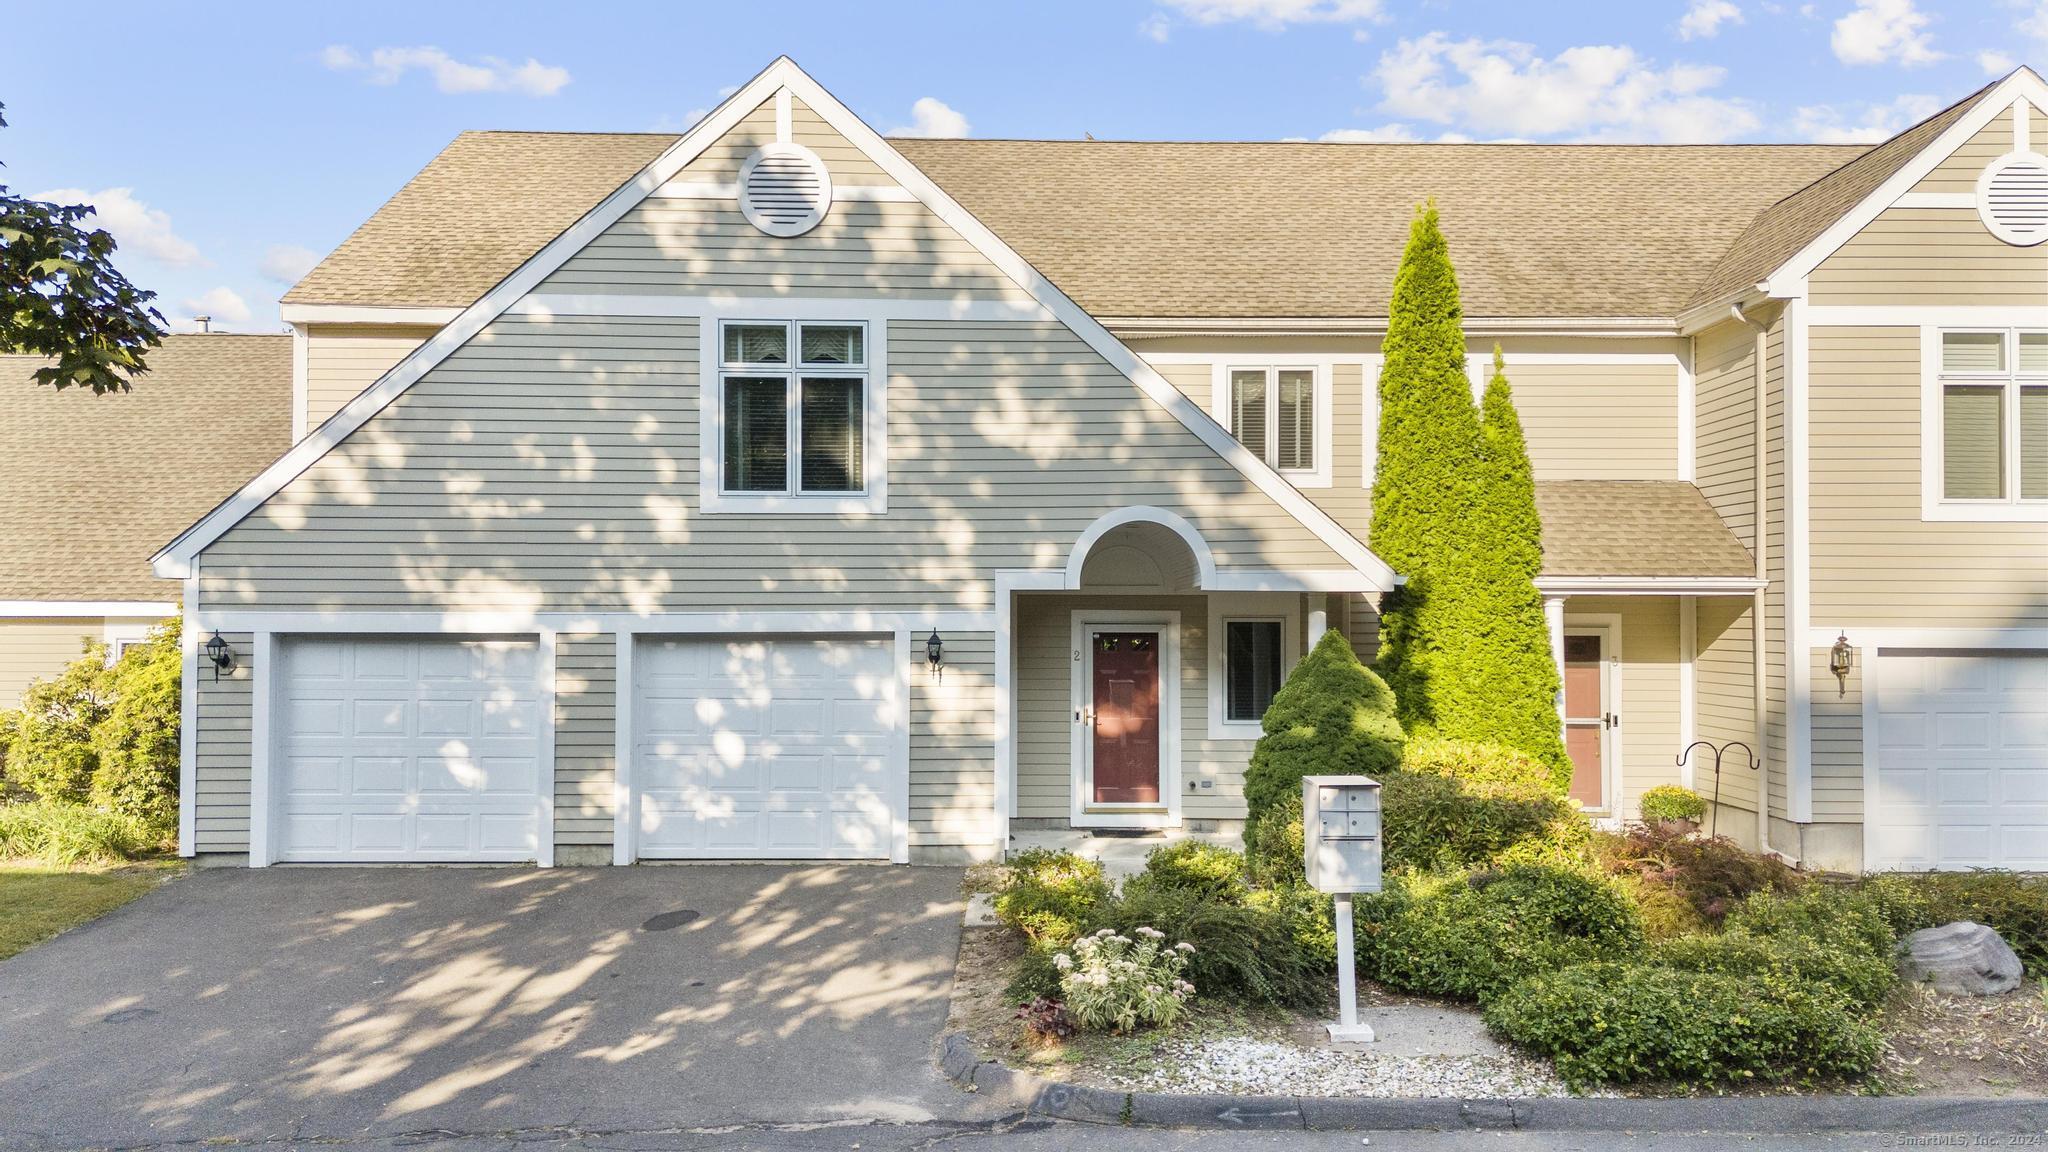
<box><xmin>0</xmin><ymin>864</ymin><xmax>989</xmax><ymax>1150</ymax></box>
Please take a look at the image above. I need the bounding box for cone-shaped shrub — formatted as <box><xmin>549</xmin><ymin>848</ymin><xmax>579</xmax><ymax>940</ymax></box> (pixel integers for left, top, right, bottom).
<box><xmin>1243</xmin><ymin>629</ymin><xmax>1404</xmax><ymax>855</ymax></box>
<box><xmin>1369</xmin><ymin>204</ymin><xmax>1482</xmax><ymax>735</ymax></box>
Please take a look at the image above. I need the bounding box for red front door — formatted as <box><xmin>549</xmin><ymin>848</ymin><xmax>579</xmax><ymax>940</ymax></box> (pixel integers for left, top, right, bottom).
<box><xmin>1563</xmin><ymin>633</ymin><xmax>1607</xmax><ymax>810</ymax></box>
<box><xmin>1091</xmin><ymin>631</ymin><xmax>1161</xmax><ymax>804</ymax></box>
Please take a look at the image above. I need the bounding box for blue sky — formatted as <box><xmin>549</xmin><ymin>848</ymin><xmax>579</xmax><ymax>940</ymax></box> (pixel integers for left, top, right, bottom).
<box><xmin>1</xmin><ymin>0</ymin><xmax>2037</xmax><ymax>333</ymax></box>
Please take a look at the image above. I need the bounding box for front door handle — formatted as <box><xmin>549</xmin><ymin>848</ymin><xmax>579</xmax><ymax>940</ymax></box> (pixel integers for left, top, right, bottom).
<box><xmin>1606</xmin><ymin>712</ymin><xmax>1620</xmax><ymax>729</ymax></box>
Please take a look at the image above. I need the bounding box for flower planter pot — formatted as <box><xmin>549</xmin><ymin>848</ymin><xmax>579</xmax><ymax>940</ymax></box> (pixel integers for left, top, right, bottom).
<box><xmin>1650</xmin><ymin>817</ymin><xmax>1700</xmax><ymax>836</ymax></box>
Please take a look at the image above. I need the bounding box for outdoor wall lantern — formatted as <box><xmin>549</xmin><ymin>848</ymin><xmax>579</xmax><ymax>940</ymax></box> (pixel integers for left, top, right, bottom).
<box><xmin>1828</xmin><ymin>632</ymin><xmax>1854</xmax><ymax>695</ymax></box>
<box><xmin>205</xmin><ymin>630</ymin><xmax>236</xmax><ymax>681</ymax></box>
<box><xmin>925</xmin><ymin>628</ymin><xmax>945</xmax><ymax>677</ymax></box>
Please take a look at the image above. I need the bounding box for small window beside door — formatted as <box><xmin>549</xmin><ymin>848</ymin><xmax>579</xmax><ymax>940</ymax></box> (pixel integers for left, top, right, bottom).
<box><xmin>1223</xmin><ymin>619</ymin><xmax>1284</xmax><ymax>723</ymax></box>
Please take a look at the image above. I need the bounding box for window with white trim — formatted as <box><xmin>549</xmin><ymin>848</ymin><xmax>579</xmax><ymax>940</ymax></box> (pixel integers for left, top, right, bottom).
<box><xmin>718</xmin><ymin>320</ymin><xmax>867</xmax><ymax>496</ymax></box>
<box><xmin>1223</xmin><ymin>618</ymin><xmax>1285</xmax><ymax>723</ymax></box>
<box><xmin>1226</xmin><ymin>366</ymin><xmax>1316</xmax><ymax>472</ymax></box>
<box><xmin>1935</xmin><ymin>329</ymin><xmax>2047</xmax><ymax>505</ymax></box>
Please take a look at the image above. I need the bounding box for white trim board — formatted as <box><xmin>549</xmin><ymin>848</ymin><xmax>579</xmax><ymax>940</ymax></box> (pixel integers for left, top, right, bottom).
<box><xmin>1533</xmin><ymin>577</ymin><xmax>1765</xmax><ymax>596</ymax></box>
<box><xmin>278</xmin><ymin>304</ymin><xmax>464</xmax><ymax>325</ymax></box>
<box><xmin>1784</xmin><ymin>297</ymin><xmax>1812</xmax><ymax>824</ymax></box>
<box><xmin>176</xmin><ymin>569</ymin><xmax>199</xmax><ymax>857</ymax></box>
<box><xmin>1807</xmin><ymin>626</ymin><xmax>2048</xmax><ymax>649</ymax></box>
<box><xmin>1806</xmin><ymin>305</ymin><xmax>2048</xmax><ymax>327</ymax></box>
<box><xmin>152</xmin><ymin>56</ymin><xmax>1396</xmax><ymax>593</ymax></box>
<box><xmin>509</xmin><ymin>293</ymin><xmax>1050</xmax><ymax>323</ymax></box>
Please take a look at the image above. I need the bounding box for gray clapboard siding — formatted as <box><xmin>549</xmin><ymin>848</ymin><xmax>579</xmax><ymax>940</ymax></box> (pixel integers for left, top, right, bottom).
<box><xmin>194</xmin><ymin>631</ymin><xmax>254</xmax><ymax>853</ymax></box>
<box><xmin>554</xmin><ymin>634</ymin><xmax>616</xmax><ymax>849</ymax></box>
<box><xmin>1809</xmin><ymin>327</ymin><xmax>2048</xmax><ymax>627</ymax></box>
<box><xmin>911</xmin><ymin>632</ymin><xmax>996</xmax><ymax>852</ymax></box>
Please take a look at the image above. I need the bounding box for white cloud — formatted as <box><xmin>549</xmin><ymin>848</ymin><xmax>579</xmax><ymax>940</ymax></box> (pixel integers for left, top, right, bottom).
<box><xmin>29</xmin><ymin>186</ymin><xmax>203</xmax><ymax>267</ymax></box>
<box><xmin>1978</xmin><ymin>50</ymin><xmax>2016</xmax><ymax>75</ymax></box>
<box><xmin>1830</xmin><ymin>0</ymin><xmax>1942</xmax><ymax>66</ymax></box>
<box><xmin>1139</xmin><ymin>13</ymin><xmax>1173</xmax><ymax>41</ymax></box>
<box><xmin>2023</xmin><ymin>1</ymin><xmax>2048</xmax><ymax>46</ymax></box>
<box><xmin>1792</xmin><ymin>93</ymin><xmax>1941</xmax><ymax>141</ymax></box>
<box><xmin>1318</xmin><ymin>124</ymin><xmax>1419</xmax><ymax>141</ymax></box>
<box><xmin>1678</xmin><ymin>0</ymin><xmax>1744</xmax><ymax>39</ymax></box>
<box><xmin>258</xmin><ymin>244</ymin><xmax>319</xmax><ymax>285</ymax></box>
<box><xmin>887</xmin><ymin>97</ymin><xmax>971</xmax><ymax>138</ymax></box>
<box><xmin>1369</xmin><ymin>34</ymin><xmax>1759</xmax><ymax>143</ymax></box>
<box><xmin>322</xmin><ymin>44</ymin><xmax>571</xmax><ymax>96</ymax></box>
<box><xmin>1152</xmin><ymin>0</ymin><xmax>1383</xmax><ymax>29</ymax></box>
<box><xmin>170</xmin><ymin>287</ymin><xmax>252</xmax><ymax>332</ymax></box>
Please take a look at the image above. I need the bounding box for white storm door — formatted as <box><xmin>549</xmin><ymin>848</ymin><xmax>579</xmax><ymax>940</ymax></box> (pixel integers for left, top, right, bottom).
<box><xmin>634</xmin><ymin>636</ymin><xmax>899</xmax><ymax>859</ymax></box>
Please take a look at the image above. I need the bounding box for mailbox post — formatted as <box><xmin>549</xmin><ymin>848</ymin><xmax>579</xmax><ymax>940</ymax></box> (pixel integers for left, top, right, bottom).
<box><xmin>1302</xmin><ymin>774</ymin><xmax>1382</xmax><ymax>1043</ymax></box>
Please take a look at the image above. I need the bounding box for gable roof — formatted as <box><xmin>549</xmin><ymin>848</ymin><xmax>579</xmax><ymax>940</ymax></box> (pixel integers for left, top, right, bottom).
<box><xmin>0</xmin><ymin>335</ymin><xmax>291</xmax><ymax>601</ymax></box>
<box><xmin>1535</xmin><ymin>481</ymin><xmax>1755</xmax><ymax>579</ymax></box>
<box><xmin>1685</xmin><ymin>77</ymin><xmax>2003</xmax><ymax>309</ymax></box>
<box><xmin>285</xmin><ymin>130</ymin><xmax>1858</xmax><ymax>320</ymax></box>
<box><xmin>162</xmin><ymin>58</ymin><xmax>1396</xmax><ymax>588</ymax></box>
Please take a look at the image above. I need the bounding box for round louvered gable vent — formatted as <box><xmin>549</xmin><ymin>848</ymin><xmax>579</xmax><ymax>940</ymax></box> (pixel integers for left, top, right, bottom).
<box><xmin>1976</xmin><ymin>153</ymin><xmax>2048</xmax><ymax>247</ymax></box>
<box><xmin>739</xmin><ymin>143</ymin><xmax>833</xmax><ymax>237</ymax></box>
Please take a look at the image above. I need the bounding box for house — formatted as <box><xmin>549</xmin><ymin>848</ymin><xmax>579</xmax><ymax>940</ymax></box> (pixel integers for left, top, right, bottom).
<box><xmin>0</xmin><ymin>335</ymin><xmax>291</xmax><ymax>705</ymax></box>
<box><xmin>157</xmin><ymin>59</ymin><xmax>2046</xmax><ymax>873</ymax></box>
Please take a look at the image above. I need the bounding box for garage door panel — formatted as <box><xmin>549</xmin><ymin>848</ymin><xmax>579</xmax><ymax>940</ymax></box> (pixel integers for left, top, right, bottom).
<box><xmin>1869</xmin><ymin>649</ymin><xmax>2048</xmax><ymax>872</ymax></box>
<box><xmin>276</xmin><ymin>638</ymin><xmax>543</xmax><ymax>863</ymax></box>
<box><xmin>634</xmin><ymin>636</ymin><xmax>899</xmax><ymax>860</ymax></box>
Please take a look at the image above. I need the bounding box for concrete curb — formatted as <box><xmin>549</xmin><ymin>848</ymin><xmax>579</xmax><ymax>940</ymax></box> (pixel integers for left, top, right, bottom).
<box><xmin>935</xmin><ymin>1033</ymin><xmax>2048</xmax><ymax>1133</ymax></box>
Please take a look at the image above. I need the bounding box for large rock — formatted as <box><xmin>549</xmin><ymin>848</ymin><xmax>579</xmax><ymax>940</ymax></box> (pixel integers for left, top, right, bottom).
<box><xmin>1898</xmin><ymin>921</ymin><xmax>2024</xmax><ymax>996</ymax></box>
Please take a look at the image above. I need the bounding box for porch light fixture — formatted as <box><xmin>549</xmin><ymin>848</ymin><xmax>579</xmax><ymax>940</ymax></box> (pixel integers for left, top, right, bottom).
<box><xmin>205</xmin><ymin>630</ymin><xmax>236</xmax><ymax>681</ymax></box>
<box><xmin>1828</xmin><ymin>632</ymin><xmax>1854</xmax><ymax>695</ymax></box>
<box><xmin>924</xmin><ymin>628</ymin><xmax>944</xmax><ymax>677</ymax></box>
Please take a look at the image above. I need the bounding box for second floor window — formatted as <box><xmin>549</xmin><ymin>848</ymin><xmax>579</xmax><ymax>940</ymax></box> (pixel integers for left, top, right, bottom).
<box><xmin>1938</xmin><ymin>329</ymin><xmax>2046</xmax><ymax>504</ymax></box>
<box><xmin>720</xmin><ymin>320</ymin><xmax>867</xmax><ymax>495</ymax></box>
<box><xmin>1227</xmin><ymin>366</ymin><xmax>1316</xmax><ymax>472</ymax></box>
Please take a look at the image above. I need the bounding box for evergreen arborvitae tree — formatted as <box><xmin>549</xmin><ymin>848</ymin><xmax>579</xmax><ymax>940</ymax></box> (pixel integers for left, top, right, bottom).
<box><xmin>1242</xmin><ymin>629</ymin><xmax>1404</xmax><ymax>854</ymax></box>
<box><xmin>1469</xmin><ymin>348</ymin><xmax>1571</xmax><ymax>789</ymax></box>
<box><xmin>1369</xmin><ymin>204</ymin><xmax>1482</xmax><ymax>735</ymax></box>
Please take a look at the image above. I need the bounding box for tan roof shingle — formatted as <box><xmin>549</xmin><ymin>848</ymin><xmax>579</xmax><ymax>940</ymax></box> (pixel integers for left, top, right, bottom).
<box><xmin>1536</xmin><ymin>481</ymin><xmax>1755</xmax><ymax>579</ymax></box>
<box><xmin>0</xmin><ymin>335</ymin><xmax>292</xmax><ymax>601</ymax></box>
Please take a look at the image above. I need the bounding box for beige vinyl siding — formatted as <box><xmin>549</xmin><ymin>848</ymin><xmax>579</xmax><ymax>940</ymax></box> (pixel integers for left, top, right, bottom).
<box><xmin>1810</xmin><ymin>209</ymin><xmax>2048</xmax><ymax>307</ymax></box>
<box><xmin>1153</xmin><ymin>362</ymin><xmax>1210</xmax><ymax>408</ymax></box>
<box><xmin>1810</xmin><ymin>327</ymin><xmax>2048</xmax><ymax>626</ymax></box>
<box><xmin>1320</xmin><ymin>362</ymin><xmax>1368</xmax><ymax>532</ymax></box>
<box><xmin>674</xmin><ymin>94</ymin><xmax>893</xmax><ymax>186</ymax></box>
<box><xmin>0</xmin><ymin>619</ymin><xmax>101</xmax><ymax>707</ymax></box>
<box><xmin>1510</xmin><ymin>362</ymin><xmax>1680</xmax><ymax>480</ymax></box>
<box><xmin>1811</xmin><ymin>646</ymin><xmax>1862</xmax><ymax>824</ymax></box>
<box><xmin>537</xmin><ymin>200</ymin><xmax>1029</xmax><ymax>300</ymax></box>
<box><xmin>1693</xmin><ymin>599</ymin><xmax>1762</xmax><ymax>829</ymax></box>
<box><xmin>303</xmin><ymin>325</ymin><xmax>437</xmax><ymax>434</ymax></box>
<box><xmin>1567</xmin><ymin>596</ymin><xmax>1682</xmax><ymax>819</ymax></box>
<box><xmin>1014</xmin><ymin>593</ymin><xmax>1258</xmax><ymax>823</ymax></box>
<box><xmin>199</xmin><ymin>318</ymin><xmax>1351</xmax><ymax>613</ymax></box>
<box><xmin>554</xmin><ymin>634</ymin><xmax>616</xmax><ymax>851</ymax></box>
<box><xmin>912</xmin><ymin>631</ymin><xmax>995</xmax><ymax>854</ymax></box>
<box><xmin>1909</xmin><ymin>105</ymin><xmax>2026</xmax><ymax>195</ymax></box>
<box><xmin>194</xmin><ymin>631</ymin><xmax>253</xmax><ymax>853</ymax></box>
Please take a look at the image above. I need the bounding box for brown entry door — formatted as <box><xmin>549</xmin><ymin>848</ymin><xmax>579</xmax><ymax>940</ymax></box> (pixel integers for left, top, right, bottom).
<box><xmin>1563</xmin><ymin>633</ymin><xmax>1608</xmax><ymax>810</ymax></box>
<box><xmin>1091</xmin><ymin>631</ymin><xmax>1161</xmax><ymax>804</ymax></box>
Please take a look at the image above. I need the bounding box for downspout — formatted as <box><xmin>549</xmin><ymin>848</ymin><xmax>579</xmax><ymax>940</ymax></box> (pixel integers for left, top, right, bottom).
<box><xmin>1730</xmin><ymin>303</ymin><xmax>1772</xmax><ymax>853</ymax></box>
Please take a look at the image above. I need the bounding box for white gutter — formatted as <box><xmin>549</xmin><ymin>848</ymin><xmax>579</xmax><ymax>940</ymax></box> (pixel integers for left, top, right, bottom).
<box><xmin>1730</xmin><ymin>302</ymin><xmax>1774</xmax><ymax>853</ymax></box>
<box><xmin>1105</xmin><ymin>315</ymin><xmax>1681</xmax><ymax>339</ymax></box>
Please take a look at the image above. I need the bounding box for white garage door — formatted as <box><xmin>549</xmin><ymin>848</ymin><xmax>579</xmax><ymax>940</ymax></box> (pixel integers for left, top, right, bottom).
<box><xmin>634</xmin><ymin>636</ymin><xmax>899</xmax><ymax>859</ymax></box>
<box><xmin>1868</xmin><ymin>649</ymin><xmax>2048</xmax><ymax>871</ymax></box>
<box><xmin>277</xmin><ymin>638</ymin><xmax>545</xmax><ymax>862</ymax></box>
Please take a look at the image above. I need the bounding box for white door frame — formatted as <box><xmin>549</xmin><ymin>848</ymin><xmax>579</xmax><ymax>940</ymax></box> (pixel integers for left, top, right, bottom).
<box><xmin>1068</xmin><ymin>609</ymin><xmax>1182</xmax><ymax>830</ymax></box>
<box><xmin>1562</xmin><ymin>614</ymin><xmax>1623</xmax><ymax>820</ymax></box>
<box><xmin>252</xmin><ymin>628</ymin><xmax>558</xmax><ymax>868</ymax></box>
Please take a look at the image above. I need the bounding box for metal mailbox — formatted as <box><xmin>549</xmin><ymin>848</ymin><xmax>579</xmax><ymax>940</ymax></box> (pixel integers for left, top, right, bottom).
<box><xmin>1302</xmin><ymin>774</ymin><xmax>1383</xmax><ymax>895</ymax></box>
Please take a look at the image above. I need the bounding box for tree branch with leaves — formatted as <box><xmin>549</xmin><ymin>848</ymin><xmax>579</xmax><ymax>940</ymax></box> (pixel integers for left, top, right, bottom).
<box><xmin>0</xmin><ymin>102</ymin><xmax>164</xmax><ymax>393</ymax></box>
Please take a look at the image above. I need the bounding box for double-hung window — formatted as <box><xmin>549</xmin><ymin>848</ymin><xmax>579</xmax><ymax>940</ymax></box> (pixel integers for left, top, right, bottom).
<box><xmin>1933</xmin><ymin>328</ymin><xmax>2046</xmax><ymax>515</ymax></box>
<box><xmin>1224</xmin><ymin>365</ymin><xmax>1324</xmax><ymax>482</ymax></box>
<box><xmin>718</xmin><ymin>320</ymin><xmax>868</xmax><ymax>499</ymax></box>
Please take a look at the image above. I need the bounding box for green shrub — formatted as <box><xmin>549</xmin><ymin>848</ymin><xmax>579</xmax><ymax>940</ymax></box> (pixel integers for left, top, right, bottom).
<box><xmin>89</xmin><ymin>620</ymin><xmax>182</xmax><ymax>833</ymax></box>
<box><xmin>1613</xmin><ymin>872</ymin><xmax>1709</xmax><ymax>941</ymax></box>
<box><xmin>993</xmin><ymin>848</ymin><xmax>1109</xmax><ymax>946</ymax></box>
<box><xmin>1242</xmin><ymin>630</ymin><xmax>1403</xmax><ymax>858</ymax></box>
<box><xmin>1245</xmin><ymin>795</ymin><xmax>1306</xmax><ymax>888</ymax></box>
<box><xmin>0</xmin><ymin>799</ymin><xmax>152</xmax><ymax>865</ymax></box>
<box><xmin>1726</xmin><ymin>884</ymin><xmax>1898</xmax><ymax>962</ymax></box>
<box><xmin>1379</xmin><ymin>771</ymin><xmax>1587</xmax><ymax>874</ymax></box>
<box><xmin>1654</xmin><ymin>930</ymin><xmax>1897</xmax><ymax>1013</ymax></box>
<box><xmin>1401</xmin><ymin>738</ymin><xmax>1556</xmax><ymax>794</ymax></box>
<box><xmin>1006</xmin><ymin>942</ymin><xmax>1066</xmax><ymax>1003</ymax></box>
<box><xmin>1096</xmin><ymin>881</ymin><xmax>1329</xmax><ymax>1008</ymax></box>
<box><xmin>1123</xmin><ymin>839</ymin><xmax>1250</xmax><ymax>905</ymax></box>
<box><xmin>3</xmin><ymin>642</ymin><xmax>111</xmax><ymax>804</ymax></box>
<box><xmin>1639</xmin><ymin>785</ymin><xmax>1706</xmax><ymax>824</ymax></box>
<box><xmin>1595</xmin><ymin>826</ymin><xmax>1801</xmax><ymax>925</ymax></box>
<box><xmin>1484</xmin><ymin>961</ymin><xmax>1883</xmax><ymax>1089</ymax></box>
<box><xmin>1860</xmin><ymin>871</ymin><xmax>2047</xmax><ymax>977</ymax></box>
<box><xmin>1249</xmin><ymin>881</ymin><xmax>1337</xmax><ymax>969</ymax></box>
<box><xmin>1356</xmin><ymin>864</ymin><xmax>1643</xmax><ymax>1004</ymax></box>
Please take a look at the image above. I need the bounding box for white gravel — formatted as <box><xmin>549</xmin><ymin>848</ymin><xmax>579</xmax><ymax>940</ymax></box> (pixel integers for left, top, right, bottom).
<box><xmin>1104</xmin><ymin>1036</ymin><xmax>1601</xmax><ymax>1099</ymax></box>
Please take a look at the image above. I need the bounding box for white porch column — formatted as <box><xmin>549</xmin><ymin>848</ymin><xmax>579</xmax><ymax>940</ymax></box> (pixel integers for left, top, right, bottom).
<box><xmin>1544</xmin><ymin>595</ymin><xmax>1567</xmax><ymax>722</ymax></box>
<box><xmin>1308</xmin><ymin>595</ymin><xmax>1330</xmax><ymax>647</ymax></box>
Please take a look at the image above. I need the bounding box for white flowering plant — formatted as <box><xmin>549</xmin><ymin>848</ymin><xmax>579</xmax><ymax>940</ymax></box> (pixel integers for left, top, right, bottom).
<box><xmin>1054</xmin><ymin>926</ymin><xmax>1197</xmax><ymax>1033</ymax></box>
